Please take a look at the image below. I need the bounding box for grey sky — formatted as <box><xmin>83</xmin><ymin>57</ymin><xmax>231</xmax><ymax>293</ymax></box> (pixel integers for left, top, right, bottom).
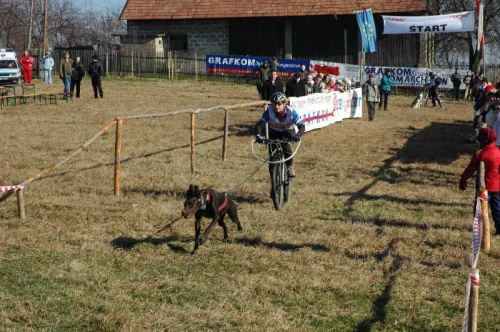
<box><xmin>81</xmin><ymin>0</ymin><xmax>127</xmax><ymax>12</ymax></box>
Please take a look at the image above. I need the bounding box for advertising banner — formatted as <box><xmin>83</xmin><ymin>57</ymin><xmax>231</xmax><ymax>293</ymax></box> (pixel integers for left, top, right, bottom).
<box><xmin>288</xmin><ymin>88</ymin><xmax>363</xmax><ymax>132</ymax></box>
<box><xmin>382</xmin><ymin>11</ymin><xmax>475</xmax><ymax>34</ymax></box>
<box><xmin>362</xmin><ymin>66</ymin><xmax>464</xmax><ymax>89</ymax></box>
<box><xmin>205</xmin><ymin>54</ymin><xmax>309</xmax><ymax>78</ymax></box>
<box><xmin>310</xmin><ymin>60</ymin><xmax>361</xmax><ymax>84</ymax></box>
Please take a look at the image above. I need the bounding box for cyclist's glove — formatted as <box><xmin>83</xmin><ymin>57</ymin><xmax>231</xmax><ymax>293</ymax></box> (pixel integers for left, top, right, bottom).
<box><xmin>291</xmin><ymin>135</ymin><xmax>301</xmax><ymax>142</ymax></box>
<box><xmin>255</xmin><ymin>135</ymin><xmax>264</xmax><ymax>144</ymax></box>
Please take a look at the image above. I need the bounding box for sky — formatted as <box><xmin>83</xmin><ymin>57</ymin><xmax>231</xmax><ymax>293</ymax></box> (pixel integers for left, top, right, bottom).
<box><xmin>82</xmin><ymin>0</ymin><xmax>128</xmax><ymax>12</ymax></box>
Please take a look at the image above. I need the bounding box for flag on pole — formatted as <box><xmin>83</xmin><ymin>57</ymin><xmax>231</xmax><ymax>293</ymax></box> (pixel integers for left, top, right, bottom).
<box><xmin>355</xmin><ymin>9</ymin><xmax>377</xmax><ymax>53</ymax></box>
<box><xmin>477</xmin><ymin>2</ymin><xmax>484</xmax><ymax>51</ymax></box>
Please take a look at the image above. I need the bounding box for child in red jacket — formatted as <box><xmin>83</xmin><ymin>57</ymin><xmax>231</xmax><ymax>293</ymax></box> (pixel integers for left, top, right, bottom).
<box><xmin>460</xmin><ymin>127</ymin><xmax>500</xmax><ymax>235</ymax></box>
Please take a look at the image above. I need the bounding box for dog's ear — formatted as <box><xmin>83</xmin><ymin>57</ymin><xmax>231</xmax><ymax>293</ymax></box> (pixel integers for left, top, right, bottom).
<box><xmin>194</xmin><ymin>185</ymin><xmax>200</xmax><ymax>196</ymax></box>
<box><xmin>187</xmin><ymin>184</ymin><xmax>195</xmax><ymax>196</ymax></box>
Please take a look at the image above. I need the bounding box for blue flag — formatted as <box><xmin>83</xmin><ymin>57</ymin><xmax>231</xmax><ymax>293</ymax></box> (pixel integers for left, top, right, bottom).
<box><xmin>355</xmin><ymin>9</ymin><xmax>377</xmax><ymax>53</ymax></box>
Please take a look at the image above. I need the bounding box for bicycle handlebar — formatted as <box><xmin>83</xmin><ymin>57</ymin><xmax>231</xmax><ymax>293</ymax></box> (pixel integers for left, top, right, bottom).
<box><xmin>251</xmin><ymin>138</ymin><xmax>302</xmax><ymax>164</ymax></box>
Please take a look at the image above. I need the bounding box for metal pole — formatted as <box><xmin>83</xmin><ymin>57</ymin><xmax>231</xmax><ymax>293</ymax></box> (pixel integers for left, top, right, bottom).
<box><xmin>190</xmin><ymin>113</ymin><xmax>195</xmax><ymax>174</ymax></box>
<box><xmin>222</xmin><ymin>108</ymin><xmax>229</xmax><ymax>161</ymax></box>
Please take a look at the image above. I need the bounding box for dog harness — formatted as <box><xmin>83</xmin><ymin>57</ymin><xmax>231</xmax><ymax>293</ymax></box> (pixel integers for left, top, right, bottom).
<box><xmin>201</xmin><ymin>189</ymin><xmax>229</xmax><ymax>212</ymax></box>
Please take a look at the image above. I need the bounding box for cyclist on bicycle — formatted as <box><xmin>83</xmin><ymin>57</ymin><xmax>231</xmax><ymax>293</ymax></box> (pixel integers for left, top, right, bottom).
<box><xmin>424</xmin><ymin>72</ymin><xmax>442</xmax><ymax>108</ymax></box>
<box><xmin>255</xmin><ymin>92</ymin><xmax>305</xmax><ymax>178</ymax></box>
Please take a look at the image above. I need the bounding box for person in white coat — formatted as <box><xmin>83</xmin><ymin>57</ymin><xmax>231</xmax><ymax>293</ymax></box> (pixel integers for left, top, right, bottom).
<box><xmin>41</xmin><ymin>52</ymin><xmax>54</xmax><ymax>84</ymax></box>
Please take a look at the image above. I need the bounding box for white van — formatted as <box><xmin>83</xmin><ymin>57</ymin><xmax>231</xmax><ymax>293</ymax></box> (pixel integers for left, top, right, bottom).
<box><xmin>0</xmin><ymin>48</ymin><xmax>22</xmax><ymax>84</ymax></box>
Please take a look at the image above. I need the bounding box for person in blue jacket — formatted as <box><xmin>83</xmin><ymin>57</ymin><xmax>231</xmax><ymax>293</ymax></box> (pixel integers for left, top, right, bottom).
<box><xmin>379</xmin><ymin>69</ymin><xmax>394</xmax><ymax>111</ymax></box>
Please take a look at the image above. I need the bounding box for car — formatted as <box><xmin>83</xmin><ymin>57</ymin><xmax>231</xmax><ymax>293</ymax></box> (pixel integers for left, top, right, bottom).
<box><xmin>0</xmin><ymin>48</ymin><xmax>22</xmax><ymax>85</ymax></box>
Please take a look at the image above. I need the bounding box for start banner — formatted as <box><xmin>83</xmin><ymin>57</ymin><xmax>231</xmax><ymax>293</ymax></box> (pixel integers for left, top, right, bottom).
<box><xmin>288</xmin><ymin>89</ymin><xmax>362</xmax><ymax>132</ymax></box>
<box><xmin>205</xmin><ymin>55</ymin><xmax>309</xmax><ymax>78</ymax></box>
<box><xmin>382</xmin><ymin>11</ymin><xmax>475</xmax><ymax>34</ymax></box>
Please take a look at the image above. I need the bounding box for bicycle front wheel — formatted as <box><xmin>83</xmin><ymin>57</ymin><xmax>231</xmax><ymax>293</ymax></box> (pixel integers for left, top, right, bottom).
<box><xmin>271</xmin><ymin>162</ymin><xmax>285</xmax><ymax>210</ymax></box>
<box><xmin>284</xmin><ymin>174</ymin><xmax>292</xmax><ymax>203</ymax></box>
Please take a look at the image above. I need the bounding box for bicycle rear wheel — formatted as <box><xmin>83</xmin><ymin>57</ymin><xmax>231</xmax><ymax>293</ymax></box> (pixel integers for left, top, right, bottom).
<box><xmin>271</xmin><ymin>162</ymin><xmax>285</xmax><ymax>210</ymax></box>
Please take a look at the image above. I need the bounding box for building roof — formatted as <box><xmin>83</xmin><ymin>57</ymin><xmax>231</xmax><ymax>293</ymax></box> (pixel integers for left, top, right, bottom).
<box><xmin>120</xmin><ymin>0</ymin><xmax>427</xmax><ymax>20</ymax></box>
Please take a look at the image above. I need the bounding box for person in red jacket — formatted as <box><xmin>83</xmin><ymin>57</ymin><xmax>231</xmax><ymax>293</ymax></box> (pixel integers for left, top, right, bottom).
<box><xmin>460</xmin><ymin>127</ymin><xmax>500</xmax><ymax>235</ymax></box>
<box><xmin>19</xmin><ymin>50</ymin><xmax>34</xmax><ymax>84</ymax></box>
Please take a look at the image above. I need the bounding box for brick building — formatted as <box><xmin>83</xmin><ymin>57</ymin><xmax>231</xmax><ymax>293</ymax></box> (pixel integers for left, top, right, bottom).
<box><xmin>120</xmin><ymin>0</ymin><xmax>433</xmax><ymax>67</ymax></box>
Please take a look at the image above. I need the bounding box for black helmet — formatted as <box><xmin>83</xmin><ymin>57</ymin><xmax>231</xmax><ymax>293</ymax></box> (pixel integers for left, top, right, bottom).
<box><xmin>270</xmin><ymin>92</ymin><xmax>287</xmax><ymax>104</ymax></box>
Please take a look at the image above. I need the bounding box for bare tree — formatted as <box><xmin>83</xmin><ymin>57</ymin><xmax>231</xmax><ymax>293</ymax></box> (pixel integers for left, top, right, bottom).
<box><xmin>431</xmin><ymin>0</ymin><xmax>500</xmax><ymax>71</ymax></box>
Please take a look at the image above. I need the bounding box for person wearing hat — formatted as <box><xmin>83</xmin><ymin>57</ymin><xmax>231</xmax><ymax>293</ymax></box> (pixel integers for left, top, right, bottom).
<box><xmin>364</xmin><ymin>74</ymin><xmax>380</xmax><ymax>121</ymax></box>
<box><xmin>258</xmin><ymin>61</ymin><xmax>270</xmax><ymax>100</ymax></box>
<box><xmin>451</xmin><ymin>68</ymin><xmax>462</xmax><ymax>101</ymax></box>
<box><xmin>41</xmin><ymin>52</ymin><xmax>54</xmax><ymax>84</ymax></box>
<box><xmin>379</xmin><ymin>69</ymin><xmax>394</xmax><ymax>111</ymax></box>
<box><xmin>285</xmin><ymin>72</ymin><xmax>306</xmax><ymax>98</ymax></box>
<box><xmin>269</xmin><ymin>56</ymin><xmax>278</xmax><ymax>72</ymax></box>
<box><xmin>460</xmin><ymin>127</ymin><xmax>500</xmax><ymax>236</ymax></box>
<box><xmin>88</xmin><ymin>54</ymin><xmax>103</xmax><ymax>99</ymax></box>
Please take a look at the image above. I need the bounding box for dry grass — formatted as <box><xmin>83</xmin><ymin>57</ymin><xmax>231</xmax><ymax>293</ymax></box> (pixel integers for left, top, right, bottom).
<box><xmin>1</xmin><ymin>77</ymin><xmax>499</xmax><ymax>331</ymax></box>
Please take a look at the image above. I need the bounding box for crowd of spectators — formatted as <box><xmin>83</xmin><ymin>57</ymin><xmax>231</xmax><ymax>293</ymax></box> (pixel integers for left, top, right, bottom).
<box><xmin>257</xmin><ymin>59</ymin><xmax>358</xmax><ymax>101</ymax></box>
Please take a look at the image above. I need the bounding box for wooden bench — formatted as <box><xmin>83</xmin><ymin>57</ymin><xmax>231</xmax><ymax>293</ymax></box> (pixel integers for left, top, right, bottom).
<box><xmin>17</xmin><ymin>93</ymin><xmax>48</xmax><ymax>105</ymax></box>
<box><xmin>48</xmin><ymin>92</ymin><xmax>74</xmax><ymax>105</ymax></box>
<box><xmin>0</xmin><ymin>95</ymin><xmax>17</xmax><ymax>108</ymax></box>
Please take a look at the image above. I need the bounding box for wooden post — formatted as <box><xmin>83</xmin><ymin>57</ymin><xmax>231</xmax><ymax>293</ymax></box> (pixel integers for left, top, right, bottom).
<box><xmin>190</xmin><ymin>112</ymin><xmax>195</xmax><ymax>174</ymax></box>
<box><xmin>17</xmin><ymin>189</ymin><xmax>26</xmax><ymax>220</ymax></box>
<box><xmin>168</xmin><ymin>51</ymin><xmax>171</xmax><ymax>80</ymax></box>
<box><xmin>114</xmin><ymin>119</ymin><xmax>123</xmax><ymax>197</ymax></box>
<box><xmin>174</xmin><ymin>51</ymin><xmax>177</xmax><ymax>80</ymax></box>
<box><xmin>222</xmin><ymin>108</ymin><xmax>229</xmax><ymax>161</ymax></box>
<box><xmin>195</xmin><ymin>52</ymin><xmax>198</xmax><ymax>81</ymax></box>
<box><xmin>478</xmin><ymin>161</ymin><xmax>491</xmax><ymax>252</ymax></box>
<box><xmin>131</xmin><ymin>50</ymin><xmax>134</xmax><ymax>77</ymax></box>
<box><xmin>467</xmin><ymin>268</ymin><xmax>479</xmax><ymax>332</ymax></box>
<box><xmin>105</xmin><ymin>51</ymin><xmax>109</xmax><ymax>77</ymax></box>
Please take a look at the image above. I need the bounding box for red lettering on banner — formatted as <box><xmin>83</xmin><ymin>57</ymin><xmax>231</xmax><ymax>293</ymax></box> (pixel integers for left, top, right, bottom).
<box><xmin>387</xmin><ymin>17</ymin><xmax>406</xmax><ymax>22</ymax></box>
<box><xmin>314</xmin><ymin>64</ymin><xmax>340</xmax><ymax>76</ymax></box>
<box><xmin>451</xmin><ymin>13</ymin><xmax>470</xmax><ymax>19</ymax></box>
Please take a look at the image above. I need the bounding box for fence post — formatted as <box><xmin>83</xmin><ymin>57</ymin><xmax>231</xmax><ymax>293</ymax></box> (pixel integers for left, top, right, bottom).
<box><xmin>114</xmin><ymin>119</ymin><xmax>123</xmax><ymax>197</ymax></box>
<box><xmin>467</xmin><ymin>268</ymin><xmax>479</xmax><ymax>332</ymax></box>
<box><xmin>191</xmin><ymin>112</ymin><xmax>196</xmax><ymax>174</ymax></box>
<box><xmin>105</xmin><ymin>51</ymin><xmax>109</xmax><ymax>77</ymax></box>
<box><xmin>222</xmin><ymin>108</ymin><xmax>229</xmax><ymax>161</ymax></box>
<box><xmin>195</xmin><ymin>52</ymin><xmax>199</xmax><ymax>81</ymax></box>
<box><xmin>478</xmin><ymin>161</ymin><xmax>491</xmax><ymax>252</ymax></box>
<box><xmin>17</xmin><ymin>189</ymin><xmax>26</xmax><ymax>220</ymax></box>
<box><xmin>131</xmin><ymin>50</ymin><xmax>134</xmax><ymax>77</ymax></box>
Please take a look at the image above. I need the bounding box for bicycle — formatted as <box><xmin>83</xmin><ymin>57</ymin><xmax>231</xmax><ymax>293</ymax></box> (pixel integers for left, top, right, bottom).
<box><xmin>252</xmin><ymin>137</ymin><xmax>302</xmax><ymax>210</ymax></box>
<box><xmin>422</xmin><ymin>85</ymin><xmax>447</xmax><ymax>107</ymax></box>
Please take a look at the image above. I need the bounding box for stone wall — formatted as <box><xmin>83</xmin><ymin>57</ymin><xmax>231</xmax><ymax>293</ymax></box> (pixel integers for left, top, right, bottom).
<box><xmin>124</xmin><ymin>19</ymin><xmax>229</xmax><ymax>54</ymax></box>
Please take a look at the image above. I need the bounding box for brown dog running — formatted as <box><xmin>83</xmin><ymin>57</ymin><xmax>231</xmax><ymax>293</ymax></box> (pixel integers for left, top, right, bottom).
<box><xmin>182</xmin><ymin>185</ymin><xmax>242</xmax><ymax>254</ymax></box>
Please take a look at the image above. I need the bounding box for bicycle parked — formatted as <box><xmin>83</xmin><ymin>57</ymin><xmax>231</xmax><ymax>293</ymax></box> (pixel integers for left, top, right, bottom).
<box><xmin>252</xmin><ymin>137</ymin><xmax>301</xmax><ymax>210</ymax></box>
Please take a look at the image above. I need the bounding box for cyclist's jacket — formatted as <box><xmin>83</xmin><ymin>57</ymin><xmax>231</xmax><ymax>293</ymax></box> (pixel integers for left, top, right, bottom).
<box><xmin>259</xmin><ymin>105</ymin><xmax>303</xmax><ymax>134</ymax></box>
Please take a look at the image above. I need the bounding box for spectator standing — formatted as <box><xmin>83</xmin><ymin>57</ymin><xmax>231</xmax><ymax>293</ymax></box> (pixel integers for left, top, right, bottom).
<box><xmin>285</xmin><ymin>72</ymin><xmax>306</xmax><ymax>97</ymax></box>
<box><xmin>463</xmin><ymin>71</ymin><xmax>473</xmax><ymax>101</ymax></box>
<box><xmin>20</xmin><ymin>50</ymin><xmax>34</xmax><ymax>84</ymax></box>
<box><xmin>460</xmin><ymin>127</ymin><xmax>500</xmax><ymax>235</ymax></box>
<box><xmin>298</xmin><ymin>64</ymin><xmax>307</xmax><ymax>80</ymax></box>
<box><xmin>308</xmin><ymin>64</ymin><xmax>317</xmax><ymax>76</ymax></box>
<box><xmin>379</xmin><ymin>69</ymin><xmax>394</xmax><ymax>111</ymax></box>
<box><xmin>451</xmin><ymin>68</ymin><xmax>462</xmax><ymax>101</ymax></box>
<box><xmin>88</xmin><ymin>54</ymin><xmax>104</xmax><ymax>98</ymax></box>
<box><xmin>71</xmin><ymin>56</ymin><xmax>85</xmax><ymax>98</ymax></box>
<box><xmin>269</xmin><ymin>56</ymin><xmax>278</xmax><ymax>72</ymax></box>
<box><xmin>41</xmin><ymin>52</ymin><xmax>54</xmax><ymax>84</ymax></box>
<box><xmin>304</xmin><ymin>74</ymin><xmax>314</xmax><ymax>95</ymax></box>
<box><xmin>312</xmin><ymin>75</ymin><xmax>322</xmax><ymax>93</ymax></box>
<box><xmin>320</xmin><ymin>75</ymin><xmax>330</xmax><ymax>93</ymax></box>
<box><xmin>59</xmin><ymin>51</ymin><xmax>73</xmax><ymax>98</ymax></box>
<box><xmin>257</xmin><ymin>61</ymin><xmax>271</xmax><ymax>100</ymax></box>
<box><xmin>261</xmin><ymin>70</ymin><xmax>284</xmax><ymax>101</ymax></box>
<box><xmin>364</xmin><ymin>74</ymin><xmax>380</xmax><ymax>121</ymax></box>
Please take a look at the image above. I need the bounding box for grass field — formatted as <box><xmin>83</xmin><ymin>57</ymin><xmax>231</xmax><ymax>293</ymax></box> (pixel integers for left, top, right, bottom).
<box><xmin>1</xmin><ymin>77</ymin><xmax>499</xmax><ymax>331</ymax></box>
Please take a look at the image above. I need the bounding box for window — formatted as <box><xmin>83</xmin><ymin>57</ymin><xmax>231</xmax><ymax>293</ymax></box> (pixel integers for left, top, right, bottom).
<box><xmin>169</xmin><ymin>35</ymin><xmax>188</xmax><ymax>51</ymax></box>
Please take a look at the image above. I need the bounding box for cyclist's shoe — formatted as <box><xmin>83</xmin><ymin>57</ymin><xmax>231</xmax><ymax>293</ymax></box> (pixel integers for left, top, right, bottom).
<box><xmin>288</xmin><ymin>166</ymin><xmax>296</xmax><ymax>178</ymax></box>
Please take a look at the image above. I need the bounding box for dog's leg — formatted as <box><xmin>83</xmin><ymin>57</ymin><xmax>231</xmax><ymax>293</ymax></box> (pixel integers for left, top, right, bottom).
<box><xmin>200</xmin><ymin>217</ymin><xmax>219</xmax><ymax>245</ymax></box>
<box><xmin>227</xmin><ymin>203</ymin><xmax>243</xmax><ymax>231</ymax></box>
<box><xmin>192</xmin><ymin>216</ymin><xmax>202</xmax><ymax>255</ymax></box>
<box><xmin>217</xmin><ymin>214</ymin><xmax>229</xmax><ymax>242</ymax></box>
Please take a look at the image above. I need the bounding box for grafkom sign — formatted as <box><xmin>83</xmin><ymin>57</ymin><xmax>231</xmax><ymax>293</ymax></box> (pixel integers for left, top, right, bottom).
<box><xmin>382</xmin><ymin>11</ymin><xmax>474</xmax><ymax>34</ymax></box>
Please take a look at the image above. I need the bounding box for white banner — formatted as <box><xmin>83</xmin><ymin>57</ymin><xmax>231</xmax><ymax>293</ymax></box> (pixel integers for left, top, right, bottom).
<box><xmin>310</xmin><ymin>60</ymin><xmax>361</xmax><ymax>84</ymax></box>
<box><xmin>363</xmin><ymin>66</ymin><xmax>465</xmax><ymax>90</ymax></box>
<box><xmin>289</xmin><ymin>89</ymin><xmax>362</xmax><ymax>132</ymax></box>
<box><xmin>383</xmin><ymin>11</ymin><xmax>475</xmax><ymax>34</ymax></box>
